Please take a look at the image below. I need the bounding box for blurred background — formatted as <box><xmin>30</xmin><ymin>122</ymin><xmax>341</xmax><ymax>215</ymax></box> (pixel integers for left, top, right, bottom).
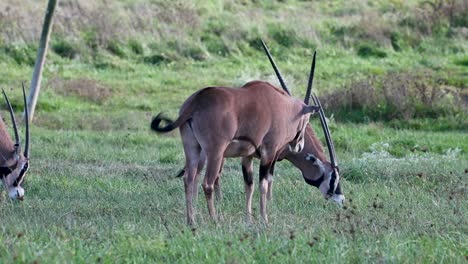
<box><xmin>0</xmin><ymin>0</ymin><xmax>466</xmax><ymax>130</ymax></box>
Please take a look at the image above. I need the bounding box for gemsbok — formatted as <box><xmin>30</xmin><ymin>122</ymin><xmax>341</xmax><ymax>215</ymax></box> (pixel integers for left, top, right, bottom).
<box><xmin>0</xmin><ymin>83</ymin><xmax>30</xmax><ymax>201</ymax></box>
<box><xmin>247</xmin><ymin>40</ymin><xmax>344</xmax><ymax>207</ymax></box>
<box><xmin>151</xmin><ymin>48</ymin><xmax>321</xmax><ymax>225</ymax></box>
<box><xmin>174</xmin><ymin>40</ymin><xmax>344</xmax><ymax>224</ymax></box>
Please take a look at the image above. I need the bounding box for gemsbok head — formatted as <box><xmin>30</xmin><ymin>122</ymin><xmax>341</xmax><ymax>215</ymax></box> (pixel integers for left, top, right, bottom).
<box><xmin>151</xmin><ymin>55</ymin><xmax>320</xmax><ymax>225</ymax></box>
<box><xmin>260</xmin><ymin>40</ymin><xmax>344</xmax><ymax>205</ymax></box>
<box><xmin>0</xmin><ymin>83</ymin><xmax>30</xmax><ymax>201</ymax></box>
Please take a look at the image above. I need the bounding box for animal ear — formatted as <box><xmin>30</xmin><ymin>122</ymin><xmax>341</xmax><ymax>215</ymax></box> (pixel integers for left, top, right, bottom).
<box><xmin>302</xmin><ymin>105</ymin><xmax>320</xmax><ymax>114</ymax></box>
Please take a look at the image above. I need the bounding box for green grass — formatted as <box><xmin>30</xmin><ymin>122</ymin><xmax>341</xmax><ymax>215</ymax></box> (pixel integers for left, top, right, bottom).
<box><xmin>0</xmin><ymin>0</ymin><xmax>467</xmax><ymax>262</ymax></box>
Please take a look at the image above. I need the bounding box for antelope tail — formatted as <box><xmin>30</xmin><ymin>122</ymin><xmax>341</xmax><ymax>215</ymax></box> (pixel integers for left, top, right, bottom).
<box><xmin>151</xmin><ymin>88</ymin><xmax>207</xmax><ymax>133</ymax></box>
<box><xmin>151</xmin><ymin>113</ymin><xmax>180</xmax><ymax>132</ymax></box>
<box><xmin>151</xmin><ymin>106</ymin><xmax>194</xmax><ymax>133</ymax></box>
<box><xmin>175</xmin><ymin>169</ymin><xmax>185</xmax><ymax>178</ymax></box>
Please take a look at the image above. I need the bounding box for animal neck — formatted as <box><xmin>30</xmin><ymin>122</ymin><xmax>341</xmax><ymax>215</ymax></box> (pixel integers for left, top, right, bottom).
<box><xmin>285</xmin><ymin>151</ymin><xmax>326</xmax><ymax>185</ymax></box>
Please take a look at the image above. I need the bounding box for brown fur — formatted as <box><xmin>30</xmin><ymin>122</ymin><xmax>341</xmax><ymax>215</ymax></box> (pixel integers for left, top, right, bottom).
<box><xmin>0</xmin><ymin>115</ymin><xmax>17</xmax><ymax>167</ymax></box>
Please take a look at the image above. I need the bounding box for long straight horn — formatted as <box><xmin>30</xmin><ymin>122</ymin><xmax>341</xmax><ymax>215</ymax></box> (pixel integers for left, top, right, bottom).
<box><xmin>2</xmin><ymin>89</ymin><xmax>21</xmax><ymax>151</ymax></box>
<box><xmin>260</xmin><ymin>39</ymin><xmax>291</xmax><ymax>96</ymax></box>
<box><xmin>22</xmin><ymin>82</ymin><xmax>29</xmax><ymax>158</ymax></box>
<box><xmin>304</xmin><ymin>51</ymin><xmax>316</xmax><ymax>105</ymax></box>
<box><xmin>312</xmin><ymin>95</ymin><xmax>337</xmax><ymax>168</ymax></box>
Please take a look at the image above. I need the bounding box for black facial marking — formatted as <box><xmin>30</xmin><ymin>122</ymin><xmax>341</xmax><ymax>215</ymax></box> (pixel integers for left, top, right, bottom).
<box><xmin>13</xmin><ymin>163</ymin><xmax>29</xmax><ymax>187</ymax></box>
<box><xmin>306</xmin><ymin>154</ymin><xmax>317</xmax><ymax>163</ymax></box>
<box><xmin>303</xmin><ymin>174</ymin><xmax>324</xmax><ymax>187</ymax></box>
<box><xmin>327</xmin><ymin>170</ymin><xmax>338</xmax><ymax>196</ymax></box>
<box><xmin>293</xmin><ymin>131</ymin><xmax>301</xmax><ymax>141</ymax></box>
<box><xmin>334</xmin><ymin>183</ymin><xmax>342</xmax><ymax>195</ymax></box>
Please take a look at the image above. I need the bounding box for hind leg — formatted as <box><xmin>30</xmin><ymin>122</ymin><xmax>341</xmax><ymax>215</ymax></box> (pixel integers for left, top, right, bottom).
<box><xmin>214</xmin><ymin>159</ymin><xmax>224</xmax><ymax>201</ymax></box>
<box><xmin>192</xmin><ymin>151</ymin><xmax>206</xmax><ymax>204</ymax></box>
<box><xmin>182</xmin><ymin>152</ymin><xmax>200</xmax><ymax>226</ymax></box>
<box><xmin>202</xmin><ymin>152</ymin><xmax>225</xmax><ymax>222</ymax></box>
<box><xmin>180</xmin><ymin>124</ymin><xmax>202</xmax><ymax>225</ymax></box>
<box><xmin>193</xmin><ymin>152</ymin><xmax>223</xmax><ymax>203</ymax></box>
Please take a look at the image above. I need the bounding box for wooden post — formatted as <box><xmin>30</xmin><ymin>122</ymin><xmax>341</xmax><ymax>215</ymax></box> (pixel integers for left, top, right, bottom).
<box><xmin>27</xmin><ymin>0</ymin><xmax>58</xmax><ymax>121</ymax></box>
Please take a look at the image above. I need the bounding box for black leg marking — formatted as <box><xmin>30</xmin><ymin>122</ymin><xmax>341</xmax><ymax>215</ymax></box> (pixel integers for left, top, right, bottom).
<box><xmin>242</xmin><ymin>165</ymin><xmax>254</xmax><ymax>185</ymax></box>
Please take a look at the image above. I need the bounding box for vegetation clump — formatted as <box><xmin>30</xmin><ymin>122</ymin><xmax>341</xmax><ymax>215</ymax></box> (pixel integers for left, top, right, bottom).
<box><xmin>52</xmin><ymin>39</ymin><xmax>78</xmax><ymax>59</ymax></box>
<box><xmin>321</xmin><ymin>70</ymin><xmax>467</xmax><ymax>130</ymax></box>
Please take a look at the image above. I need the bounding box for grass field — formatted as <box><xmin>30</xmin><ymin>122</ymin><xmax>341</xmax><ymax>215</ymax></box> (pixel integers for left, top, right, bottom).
<box><xmin>1</xmin><ymin>0</ymin><xmax>467</xmax><ymax>263</ymax></box>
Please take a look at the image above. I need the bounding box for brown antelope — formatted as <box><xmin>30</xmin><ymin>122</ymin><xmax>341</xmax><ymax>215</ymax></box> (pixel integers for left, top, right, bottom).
<box><xmin>174</xmin><ymin>41</ymin><xmax>344</xmax><ymax>223</ymax></box>
<box><xmin>151</xmin><ymin>51</ymin><xmax>320</xmax><ymax>225</ymax></box>
<box><xmin>0</xmin><ymin>83</ymin><xmax>30</xmax><ymax>200</ymax></box>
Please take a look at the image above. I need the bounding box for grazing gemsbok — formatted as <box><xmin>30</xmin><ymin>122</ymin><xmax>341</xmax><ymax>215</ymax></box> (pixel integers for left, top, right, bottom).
<box><xmin>151</xmin><ymin>64</ymin><xmax>320</xmax><ymax>225</ymax></box>
<box><xmin>0</xmin><ymin>84</ymin><xmax>30</xmax><ymax>200</ymax></box>
<box><xmin>257</xmin><ymin>40</ymin><xmax>344</xmax><ymax>206</ymax></box>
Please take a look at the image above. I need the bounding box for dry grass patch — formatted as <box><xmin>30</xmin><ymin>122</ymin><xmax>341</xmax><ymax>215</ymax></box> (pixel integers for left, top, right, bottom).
<box><xmin>48</xmin><ymin>77</ymin><xmax>112</xmax><ymax>104</ymax></box>
<box><xmin>321</xmin><ymin>70</ymin><xmax>466</xmax><ymax>122</ymax></box>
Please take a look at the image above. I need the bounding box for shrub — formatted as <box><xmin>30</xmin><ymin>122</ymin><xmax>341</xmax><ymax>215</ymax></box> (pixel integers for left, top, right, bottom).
<box><xmin>398</xmin><ymin>0</ymin><xmax>468</xmax><ymax>37</ymax></box>
<box><xmin>3</xmin><ymin>45</ymin><xmax>35</xmax><ymax>65</ymax></box>
<box><xmin>201</xmin><ymin>34</ymin><xmax>230</xmax><ymax>56</ymax></box>
<box><xmin>52</xmin><ymin>39</ymin><xmax>78</xmax><ymax>59</ymax></box>
<box><xmin>143</xmin><ymin>54</ymin><xmax>170</xmax><ymax>65</ymax></box>
<box><xmin>181</xmin><ymin>45</ymin><xmax>208</xmax><ymax>61</ymax></box>
<box><xmin>128</xmin><ymin>39</ymin><xmax>144</xmax><ymax>55</ymax></box>
<box><xmin>82</xmin><ymin>29</ymin><xmax>100</xmax><ymax>51</ymax></box>
<box><xmin>356</xmin><ymin>43</ymin><xmax>387</xmax><ymax>58</ymax></box>
<box><xmin>107</xmin><ymin>40</ymin><xmax>126</xmax><ymax>58</ymax></box>
<box><xmin>454</xmin><ymin>56</ymin><xmax>468</xmax><ymax>67</ymax></box>
<box><xmin>268</xmin><ymin>24</ymin><xmax>299</xmax><ymax>48</ymax></box>
<box><xmin>320</xmin><ymin>70</ymin><xmax>466</xmax><ymax>127</ymax></box>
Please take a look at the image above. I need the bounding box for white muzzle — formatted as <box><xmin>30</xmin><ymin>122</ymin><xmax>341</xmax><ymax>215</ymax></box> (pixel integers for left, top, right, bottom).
<box><xmin>331</xmin><ymin>194</ymin><xmax>345</xmax><ymax>205</ymax></box>
<box><xmin>9</xmin><ymin>186</ymin><xmax>25</xmax><ymax>200</ymax></box>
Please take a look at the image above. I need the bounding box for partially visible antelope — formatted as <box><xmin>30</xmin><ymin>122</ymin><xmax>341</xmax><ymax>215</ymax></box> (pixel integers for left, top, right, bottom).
<box><xmin>251</xmin><ymin>40</ymin><xmax>344</xmax><ymax>205</ymax></box>
<box><xmin>175</xmin><ymin>41</ymin><xmax>344</xmax><ymax>223</ymax></box>
<box><xmin>0</xmin><ymin>84</ymin><xmax>30</xmax><ymax>200</ymax></box>
<box><xmin>151</xmin><ymin>52</ymin><xmax>320</xmax><ymax>225</ymax></box>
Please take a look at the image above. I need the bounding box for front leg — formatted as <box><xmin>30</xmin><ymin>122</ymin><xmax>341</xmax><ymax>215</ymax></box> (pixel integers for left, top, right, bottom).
<box><xmin>259</xmin><ymin>159</ymin><xmax>276</xmax><ymax>225</ymax></box>
<box><xmin>267</xmin><ymin>165</ymin><xmax>274</xmax><ymax>201</ymax></box>
<box><xmin>241</xmin><ymin>156</ymin><xmax>254</xmax><ymax>224</ymax></box>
